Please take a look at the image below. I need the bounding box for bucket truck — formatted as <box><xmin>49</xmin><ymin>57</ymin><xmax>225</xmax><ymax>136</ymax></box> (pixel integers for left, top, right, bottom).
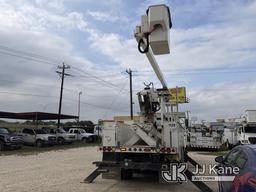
<box><xmin>235</xmin><ymin>110</ymin><xmax>256</xmax><ymax>145</ymax></box>
<box><xmin>84</xmin><ymin>4</ymin><xmax>213</xmax><ymax>191</ymax></box>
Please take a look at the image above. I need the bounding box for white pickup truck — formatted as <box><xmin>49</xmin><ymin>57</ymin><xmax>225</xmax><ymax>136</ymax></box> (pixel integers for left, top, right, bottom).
<box><xmin>22</xmin><ymin>128</ymin><xmax>56</xmax><ymax>147</ymax></box>
<box><xmin>42</xmin><ymin>127</ymin><xmax>76</xmax><ymax>144</ymax></box>
<box><xmin>68</xmin><ymin>128</ymin><xmax>96</xmax><ymax>143</ymax></box>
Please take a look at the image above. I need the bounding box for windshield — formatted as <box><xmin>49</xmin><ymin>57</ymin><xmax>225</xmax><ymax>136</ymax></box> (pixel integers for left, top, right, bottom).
<box><xmin>79</xmin><ymin>129</ymin><xmax>85</xmax><ymax>133</ymax></box>
<box><xmin>35</xmin><ymin>129</ymin><xmax>47</xmax><ymax>134</ymax></box>
<box><xmin>0</xmin><ymin>127</ymin><xmax>10</xmax><ymax>134</ymax></box>
<box><xmin>57</xmin><ymin>128</ymin><xmax>66</xmax><ymax>133</ymax></box>
<box><xmin>95</xmin><ymin>126</ymin><xmax>102</xmax><ymax>131</ymax></box>
<box><xmin>244</xmin><ymin>126</ymin><xmax>256</xmax><ymax>133</ymax></box>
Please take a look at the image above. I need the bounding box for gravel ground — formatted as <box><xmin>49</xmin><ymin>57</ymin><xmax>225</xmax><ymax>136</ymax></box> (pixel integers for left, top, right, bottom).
<box><xmin>0</xmin><ymin>147</ymin><xmax>218</xmax><ymax>192</ymax></box>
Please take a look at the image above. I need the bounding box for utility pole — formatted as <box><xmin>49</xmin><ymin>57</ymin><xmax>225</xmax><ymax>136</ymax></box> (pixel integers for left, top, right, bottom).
<box><xmin>56</xmin><ymin>63</ymin><xmax>71</xmax><ymax>128</ymax></box>
<box><xmin>126</xmin><ymin>68</ymin><xmax>133</xmax><ymax>120</ymax></box>
<box><xmin>78</xmin><ymin>91</ymin><xmax>82</xmax><ymax>123</ymax></box>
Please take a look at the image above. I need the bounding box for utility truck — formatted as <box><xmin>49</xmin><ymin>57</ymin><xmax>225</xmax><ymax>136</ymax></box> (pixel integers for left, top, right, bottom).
<box><xmin>222</xmin><ymin>122</ymin><xmax>238</xmax><ymax>149</ymax></box>
<box><xmin>189</xmin><ymin>122</ymin><xmax>224</xmax><ymax>150</ymax></box>
<box><xmin>235</xmin><ymin>110</ymin><xmax>256</xmax><ymax>145</ymax></box>
<box><xmin>84</xmin><ymin>4</ymin><xmax>213</xmax><ymax>191</ymax></box>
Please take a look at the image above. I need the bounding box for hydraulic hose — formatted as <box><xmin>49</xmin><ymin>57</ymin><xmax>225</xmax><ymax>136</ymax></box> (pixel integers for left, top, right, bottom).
<box><xmin>138</xmin><ymin>35</ymin><xmax>149</xmax><ymax>54</ymax></box>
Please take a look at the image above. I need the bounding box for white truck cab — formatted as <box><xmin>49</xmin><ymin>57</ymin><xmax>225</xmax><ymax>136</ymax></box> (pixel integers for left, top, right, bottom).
<box><xmin>237</xmin><ymin>123</ymin><xmax>256</xmax><ymax>144</ymax></box>
<box><xmin>22</xmin><ymin>128</ymin><xmax>56</xmax><ymax>147</ymax></box>
<box><xmin>42</xmin><ymin>127</ymin><xmax>76</xmax><ymax>144</ymax></box>
<box><xmin>94</xmin><ymin>125</ymin><xmax>102</xmax><ymax>138</ymax></box>
<box><xmin>68</xmin><ymin>128</ymin><xmax>95</xmax><ymax>143</ymax></box>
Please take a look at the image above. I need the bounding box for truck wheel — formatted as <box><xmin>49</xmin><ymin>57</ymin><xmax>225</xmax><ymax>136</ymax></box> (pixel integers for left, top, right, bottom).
<box><xmin>36</xmin><ymin>140</ymin><xmax>43</xmax><ymax>148</ymax></box>
<box><xmin>82</xmin><ymin>138</ymin><xmax>87</xmax><ymax>143</ymax></box>
<box><xmin>121</xmin><ymin>169</ymin><xmax>133</xmax><ymax>180</ymax></box>
<box><xmin>0</xmin><ymin>140</ymin><xmax>4</xmax><ymax>151</ymax></box>
<box><xmin>180</xmin><ymin>147</ymin><xmax>185</xmax><ymax>163</ymax></box>
<box><xmin>225</xmin><ymin>142</ymin><xmax>230</xmax><ymax>150</ymax></box>
<box><xmin>57</xmin><ymin>137</ymin><xmax>65</xmax><ymax>145</ymax></box>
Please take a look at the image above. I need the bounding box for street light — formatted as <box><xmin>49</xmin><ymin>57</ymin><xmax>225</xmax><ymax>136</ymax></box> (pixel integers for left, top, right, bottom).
<box><xmin>78</xmin><ymin>91</ymin><xmax>82</xmax><ymax>122</ymax></box>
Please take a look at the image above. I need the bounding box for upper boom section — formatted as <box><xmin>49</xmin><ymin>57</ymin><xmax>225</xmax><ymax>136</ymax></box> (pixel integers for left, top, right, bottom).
<box><xmin>134</xmin><ymin>4</ymin><xmax>172</xmax><ymax>89</ymax></box>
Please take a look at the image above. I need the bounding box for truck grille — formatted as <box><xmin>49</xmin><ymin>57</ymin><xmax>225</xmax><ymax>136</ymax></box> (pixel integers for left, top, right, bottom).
<box><xmin>10</xmin><ymin>136</ymin><xmax>23</xmax><ymax>142</ymax></box>
<box><xmin>249</xmin><ymin>137</ymin><xmax>256</xmax><ymax>144</ymax></box>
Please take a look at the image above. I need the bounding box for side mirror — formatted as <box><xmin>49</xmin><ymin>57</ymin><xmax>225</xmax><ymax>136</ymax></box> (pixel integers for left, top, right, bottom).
<box><xmin>215</xmin><ymin>156</ymin><xmax>224</xmax><ymax>163</ymax></box>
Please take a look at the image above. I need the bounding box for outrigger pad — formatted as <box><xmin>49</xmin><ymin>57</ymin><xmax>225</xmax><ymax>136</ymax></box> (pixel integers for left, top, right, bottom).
<box><xmin>185</xmin><ymin>154</ymin><xmax>203</xmax><ymax>169</ymax></box>
<box><xmin>83</xmin><ymin>168</ymin><xmax>109</xmax><ymax>183</ymax></box>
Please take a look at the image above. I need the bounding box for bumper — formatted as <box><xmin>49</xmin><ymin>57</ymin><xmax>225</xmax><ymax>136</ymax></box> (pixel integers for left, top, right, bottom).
<box><xmin>65</xmin><ymin>137</ymin><xmax>76</xmax><ymax>143</ymax></box>
<box><xmin>41</xmin><ymin>140</ymin><xmax>56</xmax><ymax>146</ymax></box>
<box><xmin>5</xmin><ymin>141</ymin><xmax>23</xmax><ymax>149</ymax></box>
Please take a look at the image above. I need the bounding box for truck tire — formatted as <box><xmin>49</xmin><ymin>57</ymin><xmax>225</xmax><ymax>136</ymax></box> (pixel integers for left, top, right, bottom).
<box><xmin>57</xmin><ymin>137</ymin><xmax>65</xmax><ymax>145</ymax></box>
<box><xmin>226</xmin><ymin>142</ymin><xmax>230</xmax><ymax>150</ymax></box>
<box><xmin>82</xmin><ymin>137</ymin><xmax>87</xmax><ymax>143</ymax></box>
<box><xmin>0</xmin><ymin>140</ymin><xmax>4</xmax><ymax>151</ymax></box>
<box><xmin>180</xmin><ymin>147</ymin><xmax>185</xmax><ymax>163</ymax></box>
<box><xmin>36</xmin><ymin>140</ymin><xmax>43</xmax><ymax>148</ymax></box>
<box><xmin>121</xmin><ymin>169</ymin><xmax>133</xmax><ymax>180</ymax></box>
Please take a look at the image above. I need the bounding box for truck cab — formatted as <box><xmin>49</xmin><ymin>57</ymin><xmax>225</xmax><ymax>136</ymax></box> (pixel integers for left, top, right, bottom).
<box><xmin>68</xmin><ymin>128</ymin><xmax>95</xmax><ymax>143</ymax></box>
<box><xmin>42</xmin><ymin>127</ymin><xmax>76</xmax><ymax>144</ymax></box>
<box><xmin>22</xmin><ymin>128</ymin><xmax>57</xmax><ymax>147</ymax></box>
<box><xmin>93</xmin><ymin>125</ymin><xmax>102</xmax><ymax>138</ymax></box>
<box><xmin>0</xmin><ymin>127</ymin><xmax>23</xmax><ymax>150</ymax></box>
<box><xmin>237</xmin><ymin>123</ymin><xmax>256</xmax><ymax>144</ymax></box>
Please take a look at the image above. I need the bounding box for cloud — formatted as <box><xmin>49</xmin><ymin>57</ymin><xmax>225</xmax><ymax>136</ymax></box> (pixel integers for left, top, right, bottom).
<box><xmin>0</xmin><ymin>0</ymin><xmax>130</xmax><ymax>121</ymax></box>
<box><xmin>0</xmin><ymin>0</ymin><xmax>88</xmax><ymax>32</ymax></box>
<box><xmin>186</xmin><ymin>80</ymin><xmax>256</xmax><ymax>121</ymax></box>
<box><xmin>86</xmin><ymin>11</ymin><xmax>128</xmax><ymax>22</ymax></box>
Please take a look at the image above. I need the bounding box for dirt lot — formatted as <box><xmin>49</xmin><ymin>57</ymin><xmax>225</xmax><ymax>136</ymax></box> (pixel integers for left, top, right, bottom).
<box><xmin>0</xmin><ymin>147</ymin><xmax>218</xmax><ymax>192</ymax></box>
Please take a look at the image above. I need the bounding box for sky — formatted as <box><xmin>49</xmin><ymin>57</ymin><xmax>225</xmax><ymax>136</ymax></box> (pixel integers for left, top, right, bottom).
<box><xmin>0</xmin><ymin>0</ymin><xmax>255</xmax><ymax>123</ymax></box>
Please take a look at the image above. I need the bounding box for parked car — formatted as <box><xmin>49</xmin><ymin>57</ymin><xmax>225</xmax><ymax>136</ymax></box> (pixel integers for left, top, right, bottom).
<box><xmin>22</xmin><ymin>128</ymin><xmax>56</xmax><ymax>147</ymax></box>
<box><xmin>94</xmin><ymin>125</ymin><xmax>102</xmax><ymax>138</ymax></box>
<box><xmin>215</xmin><ymin>145</ymin><xmax>256</xmax><ymax>192</ymax></box>
<box><xmin>68</xmin><ymin>128</ymin><xmax>96</xmax><ymax>143</ymax></box>
<box><xmin>42</xmin><ymin>127</ymin><xmax>76</xmax><ymax>144</ymax></box>
<box><xmin>0</xmin><ymin>127</ymin><xmax>23</xmax><ymax>150</ymax></box>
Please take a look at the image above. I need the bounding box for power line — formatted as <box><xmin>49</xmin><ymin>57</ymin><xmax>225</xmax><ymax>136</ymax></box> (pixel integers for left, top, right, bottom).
<box><xmin>0</xmin><ymin>44</ymin><xmax>128</xmax><ymax>93</ymax></box>
<box><xmin>1</xmin><ymin>43</ymin><xmax>256</xmax><ymax>77</ymax></box>
<box><xmin>0</xmin><ymin>91</ymin><xmax>128</xmax><ymax>112</ymax></box>
<box><xmin>0</xmin><ymin>45</ymin><xmax>59</xmax><ymax>64</ymax></box>
<box><xmin>0</xmin><ymin>78</ymin><xmax>124</xmax><ymax>98</ymax></box>
<box><xmin>136</xmin><ymin>68</ymin><xmax>256</xmax><ymax>76</ymax></box>
<box><xmin>0</xmin><ymin>50</ymin><xmax>58</xmax><ymax>67</ymax></box>
<box><xmin>137</xmin><ymin>66</ymin><xmax>256</xmax><ymax>73</ymax></box>
<box><xmin>0</xmin><ymin>91</ymin><xmax>58</xmax><ymax>98</ymax></box>
<box><xmin>102</xmin><ymin>80</ymin><xmax>129</xmax><ymax>118</ymax></box>
<box><xmin>71</xmin><ymin>66</ymin><xmax>129</xmax><ymax>93</ymax></box>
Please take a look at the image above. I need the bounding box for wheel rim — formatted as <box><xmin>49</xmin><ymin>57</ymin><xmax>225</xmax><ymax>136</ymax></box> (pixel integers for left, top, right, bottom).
<box><xmin>37</xmin><ymin>141</ymin><xmax>42</xmax><ymax>147</ymax></box>
<box><xmin>58</xmin><ymin>138</ymin><xmax>64</xmax><ymax>144</ymax></box>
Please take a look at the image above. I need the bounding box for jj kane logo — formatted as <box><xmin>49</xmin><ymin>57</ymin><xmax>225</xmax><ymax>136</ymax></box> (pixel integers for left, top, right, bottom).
<box><xmin>161</xmin><ymin>163</ymin><xmax>187</xmax><ymax>182</ymax></box>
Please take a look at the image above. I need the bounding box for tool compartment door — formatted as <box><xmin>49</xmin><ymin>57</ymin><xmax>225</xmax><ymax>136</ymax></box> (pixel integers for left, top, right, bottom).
<box><xmin>102</xmin><ymin>121</ymin><xmax>116</xmax><ymax>146</ymax></box>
